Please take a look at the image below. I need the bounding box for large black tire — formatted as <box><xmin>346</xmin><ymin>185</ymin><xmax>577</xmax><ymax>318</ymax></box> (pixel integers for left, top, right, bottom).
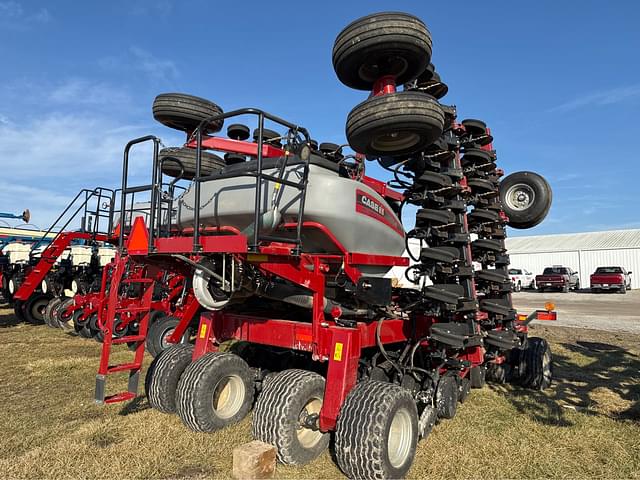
<box><xmin>146</xmin><ymin>315</ymin><xmax>190</xmax><ymax>358</ymax></box>
<box><xmin>24</xmin><ymin>294</ymin><xmax>51</xmax><ymax>324</ymax></box>
<box><xmin>436</xmin><ymin>375</ymin><xmax>458</xmax><ymax>419</ymax></box>
<box><xmin>253</xmin><ymin>369</ymin><xmax>330</xmax><ymax>465</ymax></box>
<box><xmin>500</xmin><ymin>171</ymin><xmax>552</xmax><ymax>229</ymax></box>
<box><xmin>152</xmin><ymin>93</ymin><xmax>223</xmax><ymax>133</ymax></box>
<box><xmin>13</xmin><ymin>300</ymin><xmax>25</xmax><ymax>322</ymax></box>
<box><xmin>159</xmin><ymin>147</ymin><xmax>225</xmax><ymax>180</ymax></box>
<box><xmin>176</xmin><ymin>352</ymin><xmax>254</xmax><ymax>432</ymax></box>
<box><xmin>335</xmin><ymin>381</ymin><xmax>418</xmax><ymax>480</ymax></box>
<box><xmin>55</xmin><ymin>298</ymin><xmax>75</xmax><ymax>330</ymax></box>
<box><xmin>346</xmin><ymin>91</ymin><xmax>444</xmax><ymax>157</ymax></box>
<box><xmin>145</xmin><ymin>344</ymin><xmax>194</xmax><ymax>413</ymax></box>
<box><xmin>44</xmin><ymin>297</ymin><xmax>63</xmax><ymax>328</ymax></box>
<box><xmin>520</xmin><ymin>337</ymin><xmax>552</xmax><ymax>390</ymax></box>
<box><xmin>333</xmin><ymin>12</ymin><xmax>432</xmax><ymax>90</ymax></box>
<box><xmin>469</xmin><ymin>366</ymin><xmax>486</xmax><ymax>388</ymax></box>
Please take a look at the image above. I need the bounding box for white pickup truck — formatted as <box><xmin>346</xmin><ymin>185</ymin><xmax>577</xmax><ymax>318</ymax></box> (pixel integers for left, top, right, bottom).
<box><xmin>509</xmin><ymin>267</ymin><xmax>536</xmax><ymax>291</ymax></box>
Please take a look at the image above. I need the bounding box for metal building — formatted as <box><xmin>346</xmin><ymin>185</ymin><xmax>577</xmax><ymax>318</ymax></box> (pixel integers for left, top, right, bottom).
<box><xmin>505</xmin><ymin>229</ymin><xmax>640</xmax><ymax>289</ymax></box>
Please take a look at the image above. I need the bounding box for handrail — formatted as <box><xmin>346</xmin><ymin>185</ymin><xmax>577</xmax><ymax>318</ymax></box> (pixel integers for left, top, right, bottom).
<box><xmin>191</xmin><ymin>107</ymin><xmax>311</xmax><ymax>254</ymax></box>
<box><xmin>30</xmin><ymin>187</ymin><xmax>116</xmax><ymax>254</ymax></box>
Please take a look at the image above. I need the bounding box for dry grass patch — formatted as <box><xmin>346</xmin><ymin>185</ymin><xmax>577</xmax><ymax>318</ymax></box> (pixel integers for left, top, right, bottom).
<box><xmin>0</xmin><ymin>308</ymin><xmax>639</xmax><ymax>479</ymax></box>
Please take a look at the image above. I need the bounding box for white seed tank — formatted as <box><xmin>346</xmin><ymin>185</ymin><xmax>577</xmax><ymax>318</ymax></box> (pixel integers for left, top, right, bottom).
<box><xmin>175</xmin><ymin>155</ymin><xmax>406</xmax><ymax>276</ymax></box>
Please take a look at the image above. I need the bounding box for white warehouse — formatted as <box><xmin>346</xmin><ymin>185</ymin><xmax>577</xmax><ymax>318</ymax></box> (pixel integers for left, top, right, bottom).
<box><xmin>505</xmin><ymin>229</ymin><xmax>640</xmax><ymax>290</ymax></box>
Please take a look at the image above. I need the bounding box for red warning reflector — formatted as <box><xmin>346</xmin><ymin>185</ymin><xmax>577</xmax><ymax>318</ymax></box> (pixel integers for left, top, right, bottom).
<box><xmin>535</xmin><ymin>310</ymin><xmax>557</xmax><ymax>321</ymax></box>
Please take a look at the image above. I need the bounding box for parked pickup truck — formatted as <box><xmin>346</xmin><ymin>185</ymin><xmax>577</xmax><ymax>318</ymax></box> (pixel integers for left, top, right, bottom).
<box><xmin>590</xmin><ymin>266</ymin><xmax>632</xmax><ymax>294</ymax></box>
<box><xmin>536</xmin><ymin>266</ymin><xmax>580</xmax><ymax>292</ymax></box>
<box><xmin>508</xmin><ymin>268</ymin><xmax>536</xmax><ymax>291</ymax></box>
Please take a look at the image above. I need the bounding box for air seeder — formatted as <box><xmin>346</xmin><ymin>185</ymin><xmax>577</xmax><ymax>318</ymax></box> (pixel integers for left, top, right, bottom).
<box><xmin>89</xmin><ymin>12</ymin><xmax>555</xmax><ymax>479</ymax></box>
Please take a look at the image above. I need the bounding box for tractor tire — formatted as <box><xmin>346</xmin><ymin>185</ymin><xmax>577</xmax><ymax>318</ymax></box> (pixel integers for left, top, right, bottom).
<box><xmin>469</xmin><ymin>366</ymin><xmax>486</xmax><ymax>388</ymax></box>
<box><xmin>332</xmin><ymin>12</ymin><xmax>432</xmax><ymax>90</ymax></box>
<box><xmin>346</xmin><ymin>91</ymin><xmax>444</xmax><ymax>157</ymax></box>
<box><xmin>13</xmin><ymin>300</ymin><xmax>25</xmax><ymax>322</ymax></box>
<box><xmin>55</xmin><ymin>298</ymin><xmax>75</xmax><ymax>330</ymax></box>
<box><xmin>499</xmin><ymin>171</ymin><xmax>552</xmax><ymax>229</ymax></box>
<box><xmin>44</xmin><ymin>297</ymin><xmax>63</xmax><ymax>328</ymax></box>
<box><xmin>145</xmin><ymin>344</ymin><xmax>194</xmax><ymax>414</ymax></box>
<box><xmin>24</xmin><ymin>294</ymin><xmax>51</xmax><ymax>324</ymax></box>
<box><xmin>335</xmin><ymin>380</ymin><xmax>418</xmax><ymax>480</ymax></box>
<box><xmin>78</xmin><ymin>324</ymin><xmax>93</xmax><ymax>339</ymax></box>
<box><xmin>146</xmin><ymin>315</ymin><xmax>190</xmax><ymax>358</ymax></box>
<box><xmin>159</xmin><ymin>147</ymin><xmax>225</xmax><ymax>180</ymax></box>
<box><xmin>252</xmin><ymin>369</ymin><xmax>329</xmax><ymax>465</ymax></box>
<box><xmin>152</xmin><ymin>93</ymin><xmax>223</xmax><ymax>133</ymax></box>
<box><xmin>44</xmin><ymin>297</ymin><xmax>65</xmax><ymax>328</ymax></box>
<box><xmin>436</xmin><ymin>375</ymin><xmax>458</xmax><ymax>419</ymax></box>
<box><xmin>520</xmin><ymin>337</ymin><xmax>552</xmax><ymax>390</ymax></box>
<box><xmin>176</xmin><ymin>352</ymin><xmax>254</xmax><ymax>432</ymax></box>
<box><xmin>458</xmin><ymin>377</ymin><xmax>471</xmax><ymax>403</ymax></box>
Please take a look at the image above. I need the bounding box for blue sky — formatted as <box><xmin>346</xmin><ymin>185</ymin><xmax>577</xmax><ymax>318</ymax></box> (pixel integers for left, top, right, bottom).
<box><xmin>0</xmin><ymin>0</ymin><xmax>638</xmax><ymax>236</ymax></box>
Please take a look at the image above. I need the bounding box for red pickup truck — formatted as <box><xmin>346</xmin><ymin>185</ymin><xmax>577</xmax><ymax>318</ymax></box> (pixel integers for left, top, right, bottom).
<box><xmin>536</xmin><ymin>266</ymin><xmax>580</xmax><ymax>292</ymax></box>
<box><xmin>590</xmin><ymin>266</ymin><xmax>632</xmax><ymax>294</ymax></box>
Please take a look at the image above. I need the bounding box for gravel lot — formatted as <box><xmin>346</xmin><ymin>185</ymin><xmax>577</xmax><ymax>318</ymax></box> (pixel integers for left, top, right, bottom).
<box><xmin>512</xmin><ymin>289</ymin><xmax>640</xmax><ymax>334</ymax></box>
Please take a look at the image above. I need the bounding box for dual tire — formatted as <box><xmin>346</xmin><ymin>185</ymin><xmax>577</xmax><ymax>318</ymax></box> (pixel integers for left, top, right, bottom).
<box><xmin>333</xmin><ymin>12</ymin><xmax>444</xmax><ymax>158</ymax></box>
<box><xmin>145</xmin><ymin>346</ymin><xmax>255</xmax><ymax>432</ymax></box>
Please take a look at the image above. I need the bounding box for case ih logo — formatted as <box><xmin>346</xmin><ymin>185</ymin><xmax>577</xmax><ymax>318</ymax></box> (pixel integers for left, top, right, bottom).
<box><xmin>360</xmin><ymin>194</ymin><xmax>385</xmax><ymax>216</ymax></box>
<box><xmin>355</xmin><ymin>189</ymin><xmax>404</xmax><ymax>237</ymax></box>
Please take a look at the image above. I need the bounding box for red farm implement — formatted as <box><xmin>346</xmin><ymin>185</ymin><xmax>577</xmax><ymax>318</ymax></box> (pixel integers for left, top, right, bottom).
<box><xmin>85</xmin><ymin>12</ymin><xmax>556</xmax><ymax>479</ymax></box>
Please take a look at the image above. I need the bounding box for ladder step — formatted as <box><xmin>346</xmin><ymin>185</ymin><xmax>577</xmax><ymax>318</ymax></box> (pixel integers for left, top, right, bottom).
<box><xmin>107</xmin><ymin>362</ymin><xmax>142</xmax><ymax>373</ymax></box>
<box><xmin>104</xmin><ymin>392</ymin><xmax>137</xmax><ymax>404</ymax></box>
<box><xmin>112</xmin><ymin>335</ymin><xmax>145</xmax><ymax>344</ymax></box>
<box><xmin>121</xmin><ymin>278</ymin><xmax>154</xmax><ymax>284</ymax></box>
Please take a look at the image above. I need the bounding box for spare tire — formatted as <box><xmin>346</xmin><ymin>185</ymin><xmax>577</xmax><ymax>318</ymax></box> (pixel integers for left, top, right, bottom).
<box><xmin>333</xmin><ymin>12</ymin><xmax>432</xmax><ymax>90</ymax></box>
<box><xmin>152</xmin><ymin>93</ymin><xmax>223</xmax><ymax>134</ymax></box>
<box><xmin>159</xmin><ymin>147</ymin><xmax>225</xmax><ymax>180</ymax></box>
<box><xmin>500</xmin><ymin>171</ymin><xmax>552</xmax><ymax>229</ymax></box>
<box><xmin>346</xmin><ymin>91</ymin><xmax>444</xmax><ymax>157</ymax></box>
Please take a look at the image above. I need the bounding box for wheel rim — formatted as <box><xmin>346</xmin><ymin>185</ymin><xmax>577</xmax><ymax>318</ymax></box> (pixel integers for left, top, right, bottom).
<box><xmin>31</xmin><ymin>298</ymin><xmax>49</xmax><ymax>321</ymax></box>
<box><xmin>297</xmin><ymin>396</ymin><xmax>324</xmax><ymax>449</ymax></box>
<box><xmin>371</xmin><ymin>131</ymin><xmax>420</xmax><ymax>152</ymax></box>
<box><xmin>160</xmin><ymin>327</ymin><xmax>175</xmax><ymax>349</ymax></box>
<box><xmin>504</xmin><ymin>183</ymin><xmax>535</xmax><ymax>211</ymax></box>
<box><xmin>387</xmin><ymin>407</ymin><xmax>413</xmax><ymax>468</ymax></box>
<box><xmin>212</xmin><ymin>374</ymin><xmax>245</xmax><ymax>419</ymax></box>
<box><xmin>358</xmin><ymin>56</ymin><xmax>408</xmax><ymax>84</ymax></box>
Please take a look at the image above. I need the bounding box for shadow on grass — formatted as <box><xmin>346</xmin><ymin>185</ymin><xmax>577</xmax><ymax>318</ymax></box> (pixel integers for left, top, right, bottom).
<box><xmin>0</xmin><ymin>307</ymin><xmax>22</xmax><ymax>327</ymax></box>
<box><xmin>119</xmin><ymin>395</ymin><xmax>150</xmax><ymax>416</ymax></box>
<box><xmin>493</xmin><ymin>340</ymin><xmax>640</xmax><ymax>426</ymax></box>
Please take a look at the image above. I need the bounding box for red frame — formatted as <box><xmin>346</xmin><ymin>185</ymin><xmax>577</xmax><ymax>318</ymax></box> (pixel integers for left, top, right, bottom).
<box><xmin>91</xmin><ymin>89</ymin><xmax>557</xmax><ymax>435</ymax></box>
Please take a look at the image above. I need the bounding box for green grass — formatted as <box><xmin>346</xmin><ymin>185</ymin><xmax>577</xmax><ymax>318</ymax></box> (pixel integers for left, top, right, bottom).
<box><xmin>0</xmin><ymin>308</ymin><xmax>638</xmax><ymax>479</ymax></box>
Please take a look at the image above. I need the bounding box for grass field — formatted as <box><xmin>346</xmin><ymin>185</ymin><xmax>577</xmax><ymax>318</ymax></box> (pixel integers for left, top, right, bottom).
<box><xmin>0</xmin><ymin>307</ymin><xmax>639</xmax><ymax>479</ymax></box>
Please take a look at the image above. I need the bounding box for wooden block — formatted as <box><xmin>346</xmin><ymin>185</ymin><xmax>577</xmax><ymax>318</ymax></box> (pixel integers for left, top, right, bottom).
<box><xmin>232</xmin><ymin>440</ymin><xmax>277</xmax><ymax>480</ymax></box>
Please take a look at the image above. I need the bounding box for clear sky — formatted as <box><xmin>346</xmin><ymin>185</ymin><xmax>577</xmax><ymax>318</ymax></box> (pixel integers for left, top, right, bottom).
<box><xmin>0</xmin><ymin>0</ymin><xmax>638</xmax><ymax>236</ymax></box>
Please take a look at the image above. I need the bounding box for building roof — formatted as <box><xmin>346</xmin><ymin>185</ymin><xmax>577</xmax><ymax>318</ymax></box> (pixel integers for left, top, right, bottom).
<box><xmin>506</xmin><ymin>229</ymin><xmax>640</xmax><ymax>253</ymax></box>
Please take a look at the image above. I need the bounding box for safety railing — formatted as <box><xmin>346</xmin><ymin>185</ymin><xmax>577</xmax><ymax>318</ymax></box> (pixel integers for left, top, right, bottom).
<box><xmin>119</xmin><ymin>108</ymin><xmax>312</xmax><ymax>255</ymax></box>
<box><xmin>30</xmin><ymin>187</ymin><xmax>117</xmax><ymax>254</ymax></box>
